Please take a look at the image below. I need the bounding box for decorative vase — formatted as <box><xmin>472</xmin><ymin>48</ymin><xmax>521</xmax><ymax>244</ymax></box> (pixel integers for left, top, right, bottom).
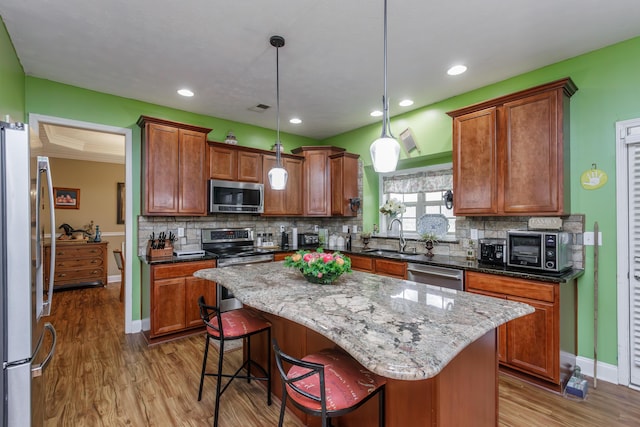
<box><xmin>301</xmin><ymin>270</ymin><xmax>342</xmax><ymax>285</ymax></box>
<box><xmin>93</xmin><ymin>225</ymin><xmax>102</xmax><ymax>243</ymax></box>
<box><xmin>362</xmin><ymin>236</ymin><xmax>371</xmax><ymax>250</ymax></box>
<box><xmin>424</xmin><ymin>240</ymin><xmax>434</xmax><ymax>257</ymax></box>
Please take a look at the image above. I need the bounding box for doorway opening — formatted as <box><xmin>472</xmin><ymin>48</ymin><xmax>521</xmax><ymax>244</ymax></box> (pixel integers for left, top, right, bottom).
<box><xmin>29</xmin><ymin>113</ymin><xmax>135</xmax><ymax>333</ymax></box>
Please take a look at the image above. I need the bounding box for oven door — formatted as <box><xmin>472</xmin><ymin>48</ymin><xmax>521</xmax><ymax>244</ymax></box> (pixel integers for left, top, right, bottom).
<box><xmin>507</xmin><ymin>233</ymin><xmax>543</xmax><ymax>269</ymax></box>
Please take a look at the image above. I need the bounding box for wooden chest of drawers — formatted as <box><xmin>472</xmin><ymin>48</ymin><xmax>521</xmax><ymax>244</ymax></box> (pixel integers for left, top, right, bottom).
<box><xmin>44</xmin><ymin>242</ymin><xmax>109</xmax><ymax>289</ymax></box>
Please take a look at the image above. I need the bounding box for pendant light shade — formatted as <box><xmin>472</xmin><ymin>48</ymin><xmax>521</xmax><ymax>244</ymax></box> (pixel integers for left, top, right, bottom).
<box><xmin>268</xmin><ymin>35</ymin><xmax>288</xmax><ymax>190</ymax></box>
<box><xmin>370</xmin><ymin>0</ymin><xmax>400</xmax><ymax>173</ymax></box>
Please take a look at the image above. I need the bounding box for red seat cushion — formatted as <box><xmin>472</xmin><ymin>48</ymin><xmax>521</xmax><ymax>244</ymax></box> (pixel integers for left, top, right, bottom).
<box><xmin>286</xmin><ymin>349</ymin><xmax>386</xmax><ymax>412</ymax></box>
<box><xmin>206</xmin><ymin>309</ymin><xmax>271</xmax><ymax>339</ymax></box>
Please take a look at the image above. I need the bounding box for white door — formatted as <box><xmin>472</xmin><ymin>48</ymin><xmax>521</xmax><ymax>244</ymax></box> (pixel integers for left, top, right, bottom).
<box><xmin>618</xmin><ymin>118</ymin><xmax>640</xmax><ymax>387</ymax></box>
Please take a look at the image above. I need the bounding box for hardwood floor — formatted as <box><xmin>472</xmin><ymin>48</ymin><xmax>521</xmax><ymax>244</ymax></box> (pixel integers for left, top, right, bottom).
<box><xmin>45</xmin><ymin>282</ymin><xmax>640</xmax><ymax>426</ymax></box>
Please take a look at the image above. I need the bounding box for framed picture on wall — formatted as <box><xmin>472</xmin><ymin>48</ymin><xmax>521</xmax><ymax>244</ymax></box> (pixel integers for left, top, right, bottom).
<box><xmin>54</xmin><ymin>187</ymin><xmax>80</xmax><ymax>209</ymax></box>
<box><xmin>117</xmin><ymin>182</ymin><xmax>125</xmax><ymax>224</ymax></box>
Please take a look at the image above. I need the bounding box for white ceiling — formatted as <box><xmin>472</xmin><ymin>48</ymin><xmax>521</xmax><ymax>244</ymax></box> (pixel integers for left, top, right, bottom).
<box><xmin>2</xmin><ymin>0</ymin><xmax>640</xmax><ymax>140</ymax></box>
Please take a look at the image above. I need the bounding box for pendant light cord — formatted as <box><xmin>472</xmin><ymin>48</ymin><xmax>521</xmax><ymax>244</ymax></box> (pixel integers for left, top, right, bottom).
<box><xmin>381</xmin><ymin>0</ymin><xmax>394</xmax><ymax>139</ymax></box>
<box><xmin>275</xmin><ymin>43</ymin><xmax>282</xmax><ymax>166</ymax></box>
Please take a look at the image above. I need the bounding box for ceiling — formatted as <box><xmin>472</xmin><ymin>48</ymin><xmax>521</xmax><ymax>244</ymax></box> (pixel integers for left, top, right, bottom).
<box><xmin>2</xmin><ymin>0</ymin><xmax>640</xmax><ymax>140</ymax></box>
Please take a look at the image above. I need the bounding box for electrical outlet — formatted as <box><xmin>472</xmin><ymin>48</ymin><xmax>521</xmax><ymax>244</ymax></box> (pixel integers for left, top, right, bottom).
<box><xmin>470</xmin><ymin>228</ymin><xmax>478</xmax><ymax>240</ymax></box>
<box><xmin>314</xmin><ymin>225</ymin><xmax>319</xmax><ymax>232</ymax></box>
<box><xmin>342</xmin><ymin>225</ymin><xmax>349</xmax><ymax>233</ymax></box>
<box><xmin>352</xmin><ymin>225</ymin><xmax>358</xmax><ymax>233</ymax></box>
<box><xmin>178</xmin><ymin>227</ymin><xmax>184</xmax><ymax>237</ymax></box>
<box><xmin>280</xmin><ymin>225</ymin><xmax>285</xmax><ymax>233</ymax></box>
<box><xmin>583</xmin><ymin>231</ymin><xmax>602</xmax><ymax>246</ymax></box>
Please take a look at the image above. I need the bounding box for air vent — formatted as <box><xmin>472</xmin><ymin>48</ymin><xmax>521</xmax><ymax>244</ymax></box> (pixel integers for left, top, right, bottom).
<box><xmin>248</xmin><ymin>104</ymin><xmax>271</xmax><ymax>113</ymax></box>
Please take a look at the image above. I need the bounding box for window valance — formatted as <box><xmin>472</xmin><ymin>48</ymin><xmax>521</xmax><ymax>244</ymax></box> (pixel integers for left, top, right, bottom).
<box><xmin>382</xmin><ymin>168</ymin><xmax>453</xmax><ymax>194</ymax></box>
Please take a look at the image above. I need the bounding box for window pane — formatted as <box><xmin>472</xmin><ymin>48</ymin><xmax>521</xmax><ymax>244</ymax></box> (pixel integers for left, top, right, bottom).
<box><xmin>390</xmin><ymin>193</ymin><xmax>403</xmax><ymax>201</ymax></box>
<box><xmin>425</xmin><ymin>206</ymin><xmax>441</xmax><ymax>214</ymax></box>
<box><xmin>425</xmin><ymin>191</ymin><xmax>442</xmax><ymax>202</ymax></box>
<box><xmin>405</xmin><ymin>206</ymin><xmax>416</xmax><ymax>217</ymax></box>
<box><xmin>404</xmin><ymin>219</ymin><xmax>416</xmax><ymax>231</ymax></box>
<box><xmin>404</xmin><ymin>193</ymin><xmax>418</xmax><ymax>203</ymax></box>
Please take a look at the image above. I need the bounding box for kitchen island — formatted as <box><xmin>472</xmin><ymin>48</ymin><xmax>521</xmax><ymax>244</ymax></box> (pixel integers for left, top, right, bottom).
<box><xmin>195</xmin><ymin>262</ymin><xmax>534</xmax><ymax>426</ymax></box>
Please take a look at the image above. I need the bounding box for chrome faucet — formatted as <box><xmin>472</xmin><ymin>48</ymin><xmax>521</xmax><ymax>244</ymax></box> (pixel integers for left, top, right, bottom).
<box><xmin>388</xmin><ymin>217</ymin><xmax>406</xmax><ymax>253</ymax></box>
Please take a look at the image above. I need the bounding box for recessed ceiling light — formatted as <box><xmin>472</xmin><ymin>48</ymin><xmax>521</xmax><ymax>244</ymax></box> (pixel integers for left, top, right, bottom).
<box><xmin>399</xmin><ymin>99</ymin><xmax>414</xmax><ymax>107</ymax></box>
<box><xmin>289</xmin><ymin>118</ymin><xmax>302</xmax><ymax>124</ymax></box>
<box><xmin>177</xmin><ymin>88</ymin><xmax>194</xmax><ymax>97</ymax></box>
<box><xmin>370</xmin><ymin>110</ymin><xmax>383</xmax><ymax>117</ymax></box>
<box><xmin>447</xmin><ymin>65</ymin><xmax>467</xmax><ymax>76</ymax></box>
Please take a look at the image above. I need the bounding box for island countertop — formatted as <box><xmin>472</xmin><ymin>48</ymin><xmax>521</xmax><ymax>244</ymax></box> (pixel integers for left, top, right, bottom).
<box><xmin>195</xmin><ymin>262</ymin><xmax>533</xmax><ymax>381</ymax></box>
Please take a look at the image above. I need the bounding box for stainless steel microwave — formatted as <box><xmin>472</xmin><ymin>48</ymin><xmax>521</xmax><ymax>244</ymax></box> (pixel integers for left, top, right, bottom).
<box><xmin>507</xmin><ymin>230</ymin><xmax>571</xmax><ymax>272</ymax></box>
<box><xmin>208</xmin><ymin>179</ymin><xmax>264</xmax><ymax>214</ymax></box>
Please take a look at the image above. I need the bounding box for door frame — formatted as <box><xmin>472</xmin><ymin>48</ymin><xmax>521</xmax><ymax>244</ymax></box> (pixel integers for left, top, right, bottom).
<box><xmin>615</xmin><ymin>116</ymin><xmax>640</xmax><ymax>388</ymax></box>
<box><xmin>29</xmin><ymin>113</ymin><xmax>135</xmax><ymax>333</ymax></box>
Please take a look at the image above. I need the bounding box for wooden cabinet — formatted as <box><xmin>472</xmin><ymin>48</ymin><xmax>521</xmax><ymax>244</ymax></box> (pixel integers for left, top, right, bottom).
<box><xmin>374</xmin><ymin>258</ymin><xmax>406</xmax><ymax>279</ymax></box>
<box><xmin>348</xmin><ymin>254</ymin><xmax>374</xmax><ymax>272</ymax></box>
<box><xmin>465</xmin><ymin>271</ymin><xmax>576</xmax><ymax>392</ymax></box>
<box><xmin>447</xmin><ymin>78</ymin><xmax>577</xmax><ymax>216</ymax></box>
<box><xmin>148</xmin><ymin>260</ymin><xmax>216</xmax><ymax>340</ymax></box>
<box><xmin>208</xmin><ymin>142</ymin><xmax>263</xmax><ymax>183</ymax></box>
<box><xmin>262</xmin><ymin>155</ymin><xmax>303</xmax><ymax>216</ymax></box>
<box><xmin>274</xmin><ymin>252</ymin><xmax>295</xmax><ymax>261</ymax></box>
<box><xmin>330</xmin><ymin>152</ymin><xmax>360</xmax><ymax>217</ymax></box>
<box><xmin>45</xmin><ymin>242</ymin><xmax>108</xmax><ymax>290</ymax></box>
<box><xmin>138</xmin><ymin>116</ymin><xmax>212</xmax><ymax>216</ymax></box>
<box><xmin>292</xmin><ymin>146</ymin><xmax>359</xmax><ymax>217</ymax></box>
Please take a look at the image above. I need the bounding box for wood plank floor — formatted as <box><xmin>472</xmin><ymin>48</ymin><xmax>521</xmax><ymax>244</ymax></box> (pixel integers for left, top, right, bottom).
<box><xmin>45</xmin><ymin>282</ymin><xmax>640</xmax><ymax>426</ymax></box>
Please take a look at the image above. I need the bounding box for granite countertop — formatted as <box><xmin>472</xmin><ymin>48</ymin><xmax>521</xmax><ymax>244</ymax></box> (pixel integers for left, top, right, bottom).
<box><xmin>278</xmin><ymin>246</ymin><xmax>584</xmax><ymax>283</ymax></box>
<box><xmin>195</xmin><ymin>262</ymin><xmax>534</xmax><ymax>381</ymax></box>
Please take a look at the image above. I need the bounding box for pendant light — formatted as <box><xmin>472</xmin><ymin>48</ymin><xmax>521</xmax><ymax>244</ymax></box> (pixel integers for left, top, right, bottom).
<box><xmin>370</xmin><ymin>0</ymin><xmax>401</xmax><ymax>173</ymax></box>
<box><xmin>268</xmin><ymin>35</ymin><xmax>288</xmax><ymax>190</ymax></box>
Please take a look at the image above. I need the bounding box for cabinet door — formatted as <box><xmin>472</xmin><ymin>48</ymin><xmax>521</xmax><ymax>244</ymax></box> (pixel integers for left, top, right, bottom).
<box><xmin>145</xmin><ymin>123</ymin><xmax>180</xmax><ymax>214</ymax></box>
<box><xmin>303</xmin><ymin>149</ymin><xmax>331</xmax><ymax>216</ymax></box>
<box><xmin>505</xmin><ymin>295</ymin><xmax>557</xmax><ymax>382</ymax></box>
<box><xmin>152</xmin><ymin>277</ymin><xmax>186</xmax><ymax>336</ymax></box>
<box><xmin>178</xmin><ymin>129</ymin><xmax>207</xmax><ymax>215</ymax></box>
<box><xmin>283</xmin><ymin>158</ymin><xmax>303</xmax><ymax>215</ymax></box>
<box><xmin>349</xmin><ymin>254</ymin><xmax>374</xmax><ymax>272</ymax></box>
<box><xmin>185</xmin><ymin>276</ymin><xmax>216</xmax><ymax>329</ymax></box>
<box><xmin>263</xmin><ymin>156</ymin><xmax>303</xmax><ymax>216</ymax></box>
<box><xmin>374</xmin><ymin>259</ymin><xmax>406</xmax><ymax>279</ymax></box>
<box><xmin>330</xmin><ymin>153</ymin><xmax>359</xmax><ymax>217</ymax></box>
<box><xmin>208</xmin><ymin>144</ymin><xmax>237</xmax><ymax>180</ymax></box>
<box><xmin>502</xmin><ymin>90</ymin><xmax>562</xmax><ymax>214</ymax></box>
<box><xmin>238</xmin><ymin>151</ymin><xmax>263</xmax><ymax>182</ymax></box>
<box><xmin>452</xmin><ymin>107</ymin><xmax>498</xmax><ymax>215</ymax></box>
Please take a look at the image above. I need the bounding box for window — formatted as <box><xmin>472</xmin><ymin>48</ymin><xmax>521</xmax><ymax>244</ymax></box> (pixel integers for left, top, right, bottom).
<box><xmin>379</xmin><ymin>164</ymin><xmax>455</xmax><ymax>238</ymax></box>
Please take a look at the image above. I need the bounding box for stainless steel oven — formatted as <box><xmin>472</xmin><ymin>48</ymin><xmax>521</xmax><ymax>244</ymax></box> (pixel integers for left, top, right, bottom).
<box><xmin>201</xmin><ymin>228</ymin><xmax>274</xmax><ymax>312</ymax></box>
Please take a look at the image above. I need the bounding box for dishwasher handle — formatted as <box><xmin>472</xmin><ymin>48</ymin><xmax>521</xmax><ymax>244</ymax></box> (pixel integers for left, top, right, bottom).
<box><xmin>406</xmin><ymin>264</ymin><xmax>463</xmax><ymax>280</ymax></box>
<box><xmin>408</xmin><ymin>269</ymin><xmax>461</xmax><ymax>281</ymax></box>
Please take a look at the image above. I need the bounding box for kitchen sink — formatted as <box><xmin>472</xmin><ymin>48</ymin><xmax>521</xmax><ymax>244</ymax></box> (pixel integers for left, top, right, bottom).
<box><xmin>361</xmin><ymin>249</ymin><xmax>424</xmax><ymax>260</ymax></box>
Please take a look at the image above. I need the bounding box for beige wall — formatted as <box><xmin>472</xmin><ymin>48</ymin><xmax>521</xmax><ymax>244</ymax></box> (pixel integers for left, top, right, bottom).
<box><xmin>49</xmin><ymin>158</ymin><xmax>125</xmax><ymax>277</ymax></box>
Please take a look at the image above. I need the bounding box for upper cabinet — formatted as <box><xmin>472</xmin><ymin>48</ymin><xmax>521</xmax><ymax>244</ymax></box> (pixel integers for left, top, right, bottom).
<box><xmin>292</xmin><ymin>146</ymin><xmax>360</xmax><ymax>217</ymax></box>
<box><xmin>447</xmin><ymin>78</ymin><xmax>577</xmax><ymax>216</ymax></box>
<box><xmin>208</xmin><ymin>141</ymin><xmax>263</xmax><ymax>183</ymax></box>
<box><xmin>138</xmin><ymin>116</ymin><xmax>212</xmax><ymax>216</ymax></box>
<box><xmin>262</xmin><ymin>154</ymin><xmax>303</xmax><ymax>216</ymax></box>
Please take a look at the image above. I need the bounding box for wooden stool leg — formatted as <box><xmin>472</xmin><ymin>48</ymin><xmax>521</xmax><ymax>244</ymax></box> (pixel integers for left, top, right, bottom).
<box><xmin>119</xmin><ymin>270</ymin><xmax>124</xmax><ymax>302</ymax></box>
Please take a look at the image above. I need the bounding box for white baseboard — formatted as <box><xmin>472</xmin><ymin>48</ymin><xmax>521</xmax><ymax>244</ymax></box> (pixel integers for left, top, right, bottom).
<box><xmin>107</xmin><ymin>274</ymin><xmax>121</xmax><ymax>283</ymax></box>
<box><xmin>575</xmin><ymin>356</ymin><xmax>618</xmax><ymax>384</ymax></box>
<box><xmin>141</xmin><ymin>317</ymin><xmax>150</xmax><ymax>333</ymax></box>
<box><xmin>127</xmin><ymin>319</ymin><xmax>142</xmax><ymax>334</ymax></box>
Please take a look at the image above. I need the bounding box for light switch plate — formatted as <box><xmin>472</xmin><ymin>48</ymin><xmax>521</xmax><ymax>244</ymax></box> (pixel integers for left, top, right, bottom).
<box><xmin>352</xmin><ymin>225</ymin><xmax>358</xmax><ymax>233</ymax></box>
<box><xmin>584</xmin><ymin>231</ymin><xmax>602</xmax><ymax>246</ymax></box>
<box><xmin>178</xmin><ymin>227</ymin><xmax>184</xmax><ymax>237</ymax></box>
<box><xmin>470</xmin><ymin>228</ymin><xmax>478</xmax><ymax>240</ymax></box>
<box><xmin>342</xmin><ymin>225</ymin><xmax>349</xmax><ymax>232</ymax></box>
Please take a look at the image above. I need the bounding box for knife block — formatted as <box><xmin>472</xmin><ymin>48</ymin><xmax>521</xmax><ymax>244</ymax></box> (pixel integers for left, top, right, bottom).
<box><xmin>146</xmin><ymin>240</ymin><xmax>173</xmax><ymax>260</ymax></box>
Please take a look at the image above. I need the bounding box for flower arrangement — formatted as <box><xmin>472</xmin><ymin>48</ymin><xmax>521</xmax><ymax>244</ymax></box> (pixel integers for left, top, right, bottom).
<box><xmin>284</xmin><ymin>249</ymin><xmax>352</xmax><ymax>285</ymax></box>
<box><xmin>419</xmin><ymin>232</ymin><xmax>440</xmax><ymax>244</ymax></box>
<box><xmin>379</xmin><ymin>198</ymin><xmax>406</xmax><ymax>217</ymax></box>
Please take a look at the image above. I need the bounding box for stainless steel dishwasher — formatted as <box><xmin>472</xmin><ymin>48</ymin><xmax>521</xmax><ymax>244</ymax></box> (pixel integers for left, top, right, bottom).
<box><xmin>406</xmin><ymin>263</ymin><xmax>464</xmax><ymax>290</ymax></box>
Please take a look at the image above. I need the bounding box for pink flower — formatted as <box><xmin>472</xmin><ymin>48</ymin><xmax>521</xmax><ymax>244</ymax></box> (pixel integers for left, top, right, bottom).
<box><xmin>322</xmin><ymin>253</ymin><xmax>333</xmax><ymax>263</ymax></box>
<box><xmin>303</xmin><ymin>253</ymin><xmax>312</xmax><ymax>262</ymax></box>
<box><xmin>317</xmin><ymin>272</ymin><xmax>323</xmax><ymax>278</ymax></box>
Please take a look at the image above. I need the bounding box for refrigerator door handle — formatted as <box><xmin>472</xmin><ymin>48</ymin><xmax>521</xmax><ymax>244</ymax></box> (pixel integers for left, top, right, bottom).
<box><xmin>39</xmin><ymin>157</ymin><xmax>56</xmax><ymax>316</ymax></box>
<box><xmin>32</xmin><ymin>323</ymin><xmax>56</xmax><ymax>378</ymax></box>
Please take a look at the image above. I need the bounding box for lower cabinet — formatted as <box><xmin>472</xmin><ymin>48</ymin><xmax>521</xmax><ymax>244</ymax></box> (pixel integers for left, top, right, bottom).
<box><xmin>348</xmin><ymin>254</ymin><xmax>406</xmax><ymax>278</ymax></box>
<box><xmin>148</xmin><ymin>260</ymin><xmax>216</xmax><ymax>340</ymax></box>
<box><xmin>465</xmin><ymin>271</ymin><xmax>576</xmax><ymax>391</ymax></box>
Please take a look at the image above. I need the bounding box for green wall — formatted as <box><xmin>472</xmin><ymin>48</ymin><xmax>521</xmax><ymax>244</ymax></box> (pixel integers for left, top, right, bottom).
<box><xmin>0</xmin><ymin>17</ymin><xmax>25</xmax><ymax>122</ymax></box>
<box><xmin>323</xmin><ymin>36</ymin><xmax>640</xmax><ymax>366</ymax></box>
<box><xmin>5</xmin><ymin>7</ymin><xmax>639</xmax><ymax>365</ymax></box>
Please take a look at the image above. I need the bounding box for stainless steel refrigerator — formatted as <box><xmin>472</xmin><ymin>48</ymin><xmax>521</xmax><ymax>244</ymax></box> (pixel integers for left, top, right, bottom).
<box><xmin>1</xmin><ymin>121</ymin><xmax>57</xmax><ymax>426</ymax></box>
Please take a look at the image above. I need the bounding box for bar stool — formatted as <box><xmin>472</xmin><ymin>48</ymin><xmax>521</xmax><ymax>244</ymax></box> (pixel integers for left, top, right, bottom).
<box><xmin>197</xmin><ymin>296</ymin><xmax>272</xmax><ymax>427</ymax></box>
<box><xmin>273</xmin><ymin>339</ymin><xmax>386</xmax><ymax>427</ymax></box>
